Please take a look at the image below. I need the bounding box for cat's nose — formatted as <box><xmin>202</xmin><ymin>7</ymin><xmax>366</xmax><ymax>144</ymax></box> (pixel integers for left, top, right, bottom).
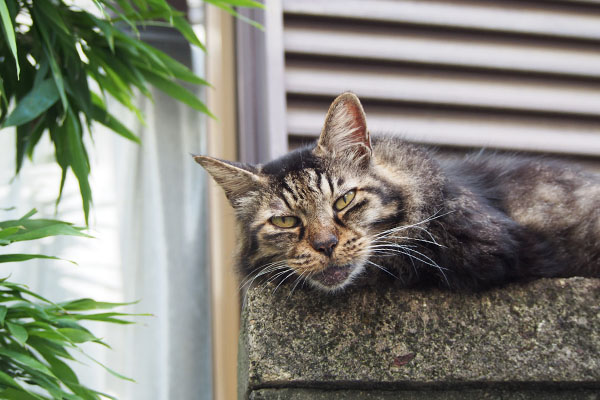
<box><xmin>311</xmin><ymin>234</ymin><xmax>338</xmax><ymax>257</ymax></box>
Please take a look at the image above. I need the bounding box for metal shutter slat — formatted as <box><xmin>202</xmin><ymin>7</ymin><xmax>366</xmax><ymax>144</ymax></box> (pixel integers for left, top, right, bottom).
<box><xmin>285</xmin><ymin>25</ymin><xmax>600</xmax><ymax>79</ymax></box>
<box><xmin>287</xmin><ymin>103</ymin><xmax>600</xmax><ymax>156</ymax></box>
<box><xmin>286</xmin><ymin>64</ymin><xmax>600</xmax><ymax>117</ymax></box>
<box><xmin>283</xmin><ymin>0</ymin><xmax>600</xmax><ymax>41</ymax></box>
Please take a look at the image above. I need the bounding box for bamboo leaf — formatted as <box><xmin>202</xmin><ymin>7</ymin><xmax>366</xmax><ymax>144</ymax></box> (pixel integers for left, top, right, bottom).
<box><xmin>0</xmin><ymin>218</ymin><xmax>91</xmax><ymax>242</ymax></box>
<box><xmin>0</xmin><ymin>0</ymin><xmax>19</xmax><ymax>76</ymax></box>
<box><xmin>33</xmin><ymin>6</ymin><xmax>68</xmax><ymax>114</ymax></box>
<box><xmin>90</xmin><ymin>96</ymin><xmax>140</xmax><ymax>144</ymax></box>
<box><xmin>213</xmin><ymin>0</ymin><xmax>265</xmax><ymax>8</ymax></box>
<box><xmin>6</xmin><ymin>321</ymin><xmax>28</xmax><ymax>345</ymax></box>
<box><xmin>27</xmin><ymin>336</ymin><xmax>75</xmax><ymax>361</ymax></box>
<box><xmin>0</xmin><ymin>371</ymin><xmax>22</xmax><ymax>391</ymax></box>
<box><xmin>81</xmin><ymin>352</ymin><xmax>135</xmax><ymax>382</ymax></box>
<box><xmin>143</xmin><ymin>45</ymin><xmax>211</xmax><ymax>86</ymax></box>
<box><xmin>0</xmin><ymin>226</ymin><xmax>22</xmax><ymax>239</ymax></box>
<box><xmin>0</xmin><ymin>348</ymin><xmax>55</xmax><ymax>379</ymax></box>
<box><xmin>205</xmin><ymin>0</ymin><xmax>263</xmax><ymax>29</ymax></box>
<box><xmin>35</xmin><ymin>0</ymin><xmax>70</xmax><ymax>35</ymax></box>
<box><xmin>39</xmin><ymin>351</ymin><xmax>79</xmax><ymax>385</ymax></box>
<box><xmin>2</xmin><ymin>79</ymin><xmax>59</xmax><ymax>127</ymax></box>
<box><xmin>0</xmin><ymin>282</ymin><xmax>55</xmax><ymax>305</ymax></box>
<box><xmin>0</xmin><ymin>254</ymin><xmax>68</xmax><ymax>264</ymax></box>
<box><xmin>58</xmin><ymin>298</ymin><xmax>138</xmax><ymax>311</ymax></box>
<box><xmin>56</xmin><ymin>328</ymin><xmax>96</xmax><ymax>344</ymax></box>
<box><xmin>172</xmin><ymin>15</ymin><xmax>205</xmax><ymax>51</ymax></box>
<box><xmin>140</xmin><ymin>68</ymin><xmax>215</xmax><ymax>118</ymax></box>
<box><xmin>64</xmin><ymin>110</ymin><xmax>92</xmax><ymax>224</ymax></box>
<box><xmin>0</xmin><ymin>387</ymin><xmax>46</xmax><ymax>400</ymax></box>
<box><xmin>71</xmin><ymin>312</ymin><xmax>147</xmax><ymax>324</ymax></box>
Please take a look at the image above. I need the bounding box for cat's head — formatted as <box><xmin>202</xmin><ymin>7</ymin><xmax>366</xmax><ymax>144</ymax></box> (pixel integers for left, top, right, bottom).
<box><xmin>195</xmin><ymin>93</ymin><xmax>409</xmax><ymax>292</ymax></box>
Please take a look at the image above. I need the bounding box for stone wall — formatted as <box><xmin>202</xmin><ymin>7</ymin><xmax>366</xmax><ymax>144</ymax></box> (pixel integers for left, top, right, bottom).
<box><xmin>238</xmin><ymin>278</ymin><xmax>600</xmax><ymax>399</ymax></box>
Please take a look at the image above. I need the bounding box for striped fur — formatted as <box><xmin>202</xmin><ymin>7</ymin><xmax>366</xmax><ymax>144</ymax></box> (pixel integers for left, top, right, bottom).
<box><xmin>195</xmin><ymin>92</ymin><xmax>600</xmax><ymax>294</ymax></box>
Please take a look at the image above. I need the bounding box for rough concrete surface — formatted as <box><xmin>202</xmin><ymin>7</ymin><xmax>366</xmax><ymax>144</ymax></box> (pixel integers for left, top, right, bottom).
<box><xmin>238</xmin><ymin>278</ymin><xmax>600</xmax><ymax>399</ymax></box>
<box><xmin>250</xmin><ymin>388</ymin><xmax>599</xmax><ymax>400</ymax></box>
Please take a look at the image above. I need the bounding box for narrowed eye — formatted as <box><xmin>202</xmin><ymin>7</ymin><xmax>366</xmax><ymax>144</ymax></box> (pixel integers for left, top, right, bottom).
<box><xmin>334</xmin><ymin>189</ymin><xmax>356</xmax><ymax>211</ymax></box>
<box><xmin>270</xmin><ymin>216</ymin><xmax>300</xmax><ymax>228</ymax></box>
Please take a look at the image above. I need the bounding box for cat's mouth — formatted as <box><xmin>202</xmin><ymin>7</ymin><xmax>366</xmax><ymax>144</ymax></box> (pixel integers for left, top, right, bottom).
<box><xmin>311</xmin><ymin>264</ymin><xmax>354</xmax><ymax>287</ymax></box>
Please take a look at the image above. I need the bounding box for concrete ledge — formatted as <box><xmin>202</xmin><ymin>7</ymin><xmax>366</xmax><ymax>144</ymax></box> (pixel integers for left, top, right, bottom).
<box><xmin>238</xmin><ymin>278</ymin><xmax>600</xmax><ymax>399</ymax></box>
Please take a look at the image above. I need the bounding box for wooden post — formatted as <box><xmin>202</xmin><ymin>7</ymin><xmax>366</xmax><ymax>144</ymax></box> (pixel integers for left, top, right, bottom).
<box><xmin>206</xmin><ymin>6</ymin><xmax>239</xmax><ymax>400</ymax></box>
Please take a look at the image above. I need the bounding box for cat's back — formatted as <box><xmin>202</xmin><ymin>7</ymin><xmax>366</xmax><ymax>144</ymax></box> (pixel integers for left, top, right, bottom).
<box><xmin>371</xmin><ymin>138</ymin><xmax>599</xmax><ymax>276</ymax></box>
<box><xmin>451</xmin><ymin>153</ymin><xmax>600</xmax><ymax>225</ymax></box>
<box><xmin>448</xmin><ymin>153</ymin><xmax>600</xmax><ymax>276</ymax></box>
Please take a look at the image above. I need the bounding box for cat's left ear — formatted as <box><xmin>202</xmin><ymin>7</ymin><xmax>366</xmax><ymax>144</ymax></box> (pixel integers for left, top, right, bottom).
<box><xmin>316</xmin><ymin>92</ymin><xmax>372</xmax><ymax>167</ymax></box>
<box><xmin>193</xmin><ymin>155</ymin><xmax>264</xmax><ymax>204</ymax></box>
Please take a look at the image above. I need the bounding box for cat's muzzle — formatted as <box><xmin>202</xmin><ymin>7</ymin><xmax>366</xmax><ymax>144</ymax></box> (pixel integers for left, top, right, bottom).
<box><xmin>312</xmin><ymin>264</ymin><xmax>354</xmax><ymax>287</ymax></box>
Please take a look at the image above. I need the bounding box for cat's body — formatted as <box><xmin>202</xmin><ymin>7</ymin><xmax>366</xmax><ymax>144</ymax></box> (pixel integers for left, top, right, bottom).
<box><xmin>195</xmin><ymin>93</ymin><xmax>600</xmax><ymax>293</ymax></box>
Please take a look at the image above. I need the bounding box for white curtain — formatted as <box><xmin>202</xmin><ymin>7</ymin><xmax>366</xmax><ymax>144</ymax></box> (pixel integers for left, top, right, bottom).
<box><xmin>0</xmin><ymin>44</ymin><xmax>212</xmax><ymax>400</ymax></box>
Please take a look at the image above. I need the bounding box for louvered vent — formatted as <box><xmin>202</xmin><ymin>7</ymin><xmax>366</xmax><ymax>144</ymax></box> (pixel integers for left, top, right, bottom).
<box><xmin>282</xmin><ymin>0</ymin><xmax>600</xmax><ymax>156</ymax></box>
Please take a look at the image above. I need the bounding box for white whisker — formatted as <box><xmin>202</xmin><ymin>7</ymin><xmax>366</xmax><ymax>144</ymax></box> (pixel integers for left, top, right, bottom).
<box><xmin>366</xmin><ymin>260</ymin><xmax>399</xmax><ymax>280</ymax></box>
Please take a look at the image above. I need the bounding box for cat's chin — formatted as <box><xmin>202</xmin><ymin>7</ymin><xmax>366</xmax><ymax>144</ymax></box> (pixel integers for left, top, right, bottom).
<box><xmin>308</xmin><ymin>263</ymin><xmax>364</xmax><ymax>292</ymax></box>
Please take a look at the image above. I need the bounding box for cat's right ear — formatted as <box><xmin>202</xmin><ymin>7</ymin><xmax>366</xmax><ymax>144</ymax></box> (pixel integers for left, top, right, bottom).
<box><xmin>193</xmin><ymin>155</ymin><xmax>263</xmax><ymax>203</ymax></box>
<box><xmin>316</xmin><ymin>92</ymin><xmax>372</xmax><ymax>168</ymax></box>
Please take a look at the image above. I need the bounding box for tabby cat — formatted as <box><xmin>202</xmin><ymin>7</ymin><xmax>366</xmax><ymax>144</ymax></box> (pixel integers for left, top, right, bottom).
<box><xmin>194</xmin><ymin>93</ymin><xmax>600</xmax><ymax>293</ymax></box>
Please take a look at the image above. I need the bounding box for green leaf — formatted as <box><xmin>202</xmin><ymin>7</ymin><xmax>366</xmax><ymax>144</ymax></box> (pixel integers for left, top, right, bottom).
<box><xmin>0</xmin><ymin>387</ymin><xmax>45</xmax><ymax>400</ymax></box>
<box><xmin>113</xmin><ymin>0</ymin><xmax>141</xmax><ymax>19</ymax></box>
<box><xmin>0</xmin><ymin>371</ymin><xmax>23</xmax><ymax>391</ymax></box>
<box><xmin>89</xmin><ymin>14</ymin><xmax>115</xmax><ymax>52</ymax></box>
<box><xmin>90</xmin><ymin>48</ymin><xmax>151</xmax><ymax>98</ymax></box>
<box><xmin>33</xmin><ymin>6</ymin><xmax>68</xmax><ymax>114</ymax></box>
<box><xmin>2</xmin><ymin>79</ymin><xmax>59</xmax><ymax>127</ymax></box>
<box><xmin>0</xmin><ymin>348</ymin><xmax>56</xmax><ymax>378</ymax></box>
<box><xmin>19</xmin><ymin>208</ymin><xmax>37</xmax><ymax>220</ymax></box>
<box><xmin>0</xmin><ymin>218</ymin><xmax>91</xmax><ymax>242</ymax></box>
<box><xmin>23</xmin><ymin>367</ymin><xmax>64</xmax><ymax>399</ymax></box>
<box><xmin>0</xmin><ymin>282</ymin><xmax>55</xmax><ymax>305</ymax></box>
<box><xmin>6</xmin><ymin>321</ymin><xmax>29</xmax><ymax>345</ymax></box>
<box><xmin>0</xmin><ymin>0</ymin><xmax>19</xmax><ymax>76</ymax></box>
<box><xmin>89</xmin><ymin>69</ymin><xmax>142</xmax><ymax>118</ymax></box>
<box><xmin>59</xmin><ymin>298</ymin><xmax>138</xmax><ymax>311</ymax></box>
<box><xmin>172</xmin><ymin>15</ymin><xmax>206</xmax><ymax>51</ymax></box>
<box><xmin>205</xmin><ymin>0</ymin><xmax>263</xmax><ymax>30</ymax></box>
<box><xmin>0</xmin><ymin>254</ymin><xmax>67</xmax><ymax>264</ymax></box>
<box><xmin>71</xmin><ymin>312</ymin><xmax>143</xmax><ymax>324</ymax></box>
<box><xmin>140</xmin><ymin>68</ymin><xmax>215</xmax><ymax>118</ymax></box>
<box><xmin>16</xmin><ymin>117</ymin><xmax>46</xmax><ymax>173</ymax></box>
<box><xmin>64</xmin><ymin>110</ymin><xmax>92</xmax><ymax>224</ymax></box>
<box><xmin>0</xmin><ymin>226</ymin><xmax>22</xmax><ymax>239</ymax></box>
<box><xmin>143</xmin><ymin>45</ymin><xmax>211</xmax><ymax>86</ymax></box>
<box><xmin>7</xmin><ymin>303</ymin><xmax>52</xmax><ymax>323</ymax></box>
<box><xmin>35</xmin><ymin>0</ymin><xmax>70</xmax><ymax>36</ymax></box>
<box><xmin>132</xmin><ymin>0</ymin><xmax>149</xmax><ymax>12</ymax></box>
<box><xmin>82</xmin><ymin>352</ymin><xmax>135</xmax><ymax>382</ymax></box>
<box><xmin>38</xmin><ymin>350</ymin><xmax>79</xmax><ymax>385</ymax></box>
<box><xmin>0</xmin><ymin>305</ymin><xmax>7</xmax><ymax>325</ymax></box>
<box><xmin>56</xmin><ymin>328</ymin><xmax>97</xmax><ymax>343</ymax></box>
<box><xmin>33</xmin><ymin>58</ymin><xmax>50</xmax><ymax>89</ymax></box>
<box><xmin>216</xmin><ymin>0</ymin><xmax>265</xmax><ymax>7</ymax></box>
<box><xmin>90</xmin><ymin>98</ymin><xmax>140</xmax><ymax>144</ymax></box>
<box><xmin>27</xmin><ymin>336</ymin><xmax>75</xmax><ymax>361</ymax></box>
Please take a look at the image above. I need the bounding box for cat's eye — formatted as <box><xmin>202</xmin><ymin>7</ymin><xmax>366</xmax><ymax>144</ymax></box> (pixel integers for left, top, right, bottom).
<box><xmin>334</xmin><ymin>190</ymin><xmax>356</xmax><ymax>211</ymax></box>
<box><xmin>271</xmin><ymin>216</ymin><xmax>300</xmax><ymax>228</ymax></box>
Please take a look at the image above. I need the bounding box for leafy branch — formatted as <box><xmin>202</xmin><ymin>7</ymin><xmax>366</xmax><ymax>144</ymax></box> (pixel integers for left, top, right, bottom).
<box><xmin>0</xmin><ymin>0</ymin><xmax>263</xmax><ymax>224</ymax></box>
<box><xmin>0</xmin><ymin>209</ymin><xmax>150</xmax><ymax>399</ymax></box>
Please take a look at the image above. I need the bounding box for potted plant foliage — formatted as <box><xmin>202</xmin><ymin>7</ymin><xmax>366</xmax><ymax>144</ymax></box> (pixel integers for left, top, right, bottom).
<box><xmin>0</xmin><ymin>0</ymin><xmax>262</xmax><ymax>397</ymax></box>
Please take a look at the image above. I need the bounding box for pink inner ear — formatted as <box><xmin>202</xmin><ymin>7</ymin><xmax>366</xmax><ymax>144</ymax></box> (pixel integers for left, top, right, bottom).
<box><xmin>319</xmin><ymin>93</ymin><xmax>373</xmax><ymax>162</ymax></box>
<box><xmin>345</xmin><ymin>100</ymin><xmax>371</xmax><ymax>149</ymax></box>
